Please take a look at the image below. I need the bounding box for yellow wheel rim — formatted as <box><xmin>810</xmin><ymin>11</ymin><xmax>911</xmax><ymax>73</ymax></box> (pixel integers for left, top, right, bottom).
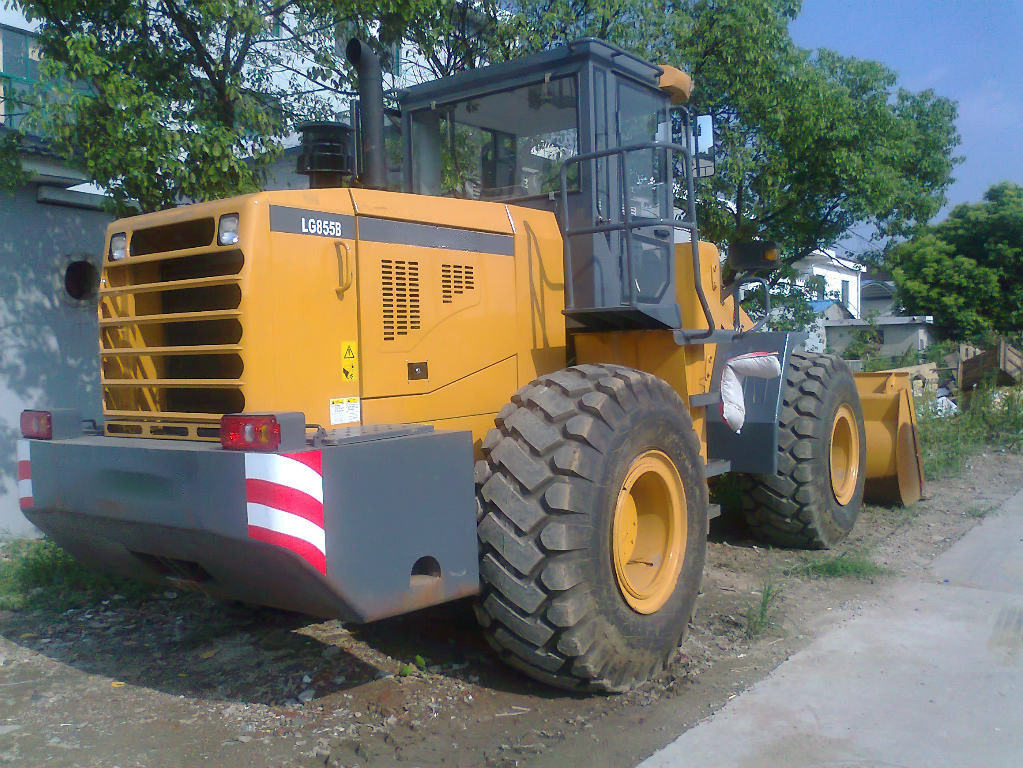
<box><xmin>612</xmin><ymin>450</ymin><xmax>687</xmax><ymax>614</ymax></box>
<box><xmin>830</xmin><ymin>404</ymin><xmax>861</xmax><ymax>505</ymax></box>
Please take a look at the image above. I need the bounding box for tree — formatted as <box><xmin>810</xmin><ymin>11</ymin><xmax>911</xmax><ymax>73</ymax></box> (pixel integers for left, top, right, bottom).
<box><xmin>887</xmin><ymin>183</ymin><xmax>1023</xmax><ymax>338</ymax></box>
<box><xmin>401</xmin><ymin>0</ymin><xmax>522</xmax><ymax>81</ymax></box>
<box><xmin>0</xmin><ymin>0</ymin><xmax>434</xmax><ymax>213</ymax></box>
<box><xmin>514</xmin><ymin>0</ymin><xmax>960</xmax><ymax>263</ymax></box>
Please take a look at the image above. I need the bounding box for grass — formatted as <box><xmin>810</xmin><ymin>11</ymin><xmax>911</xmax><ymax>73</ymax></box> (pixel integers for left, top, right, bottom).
<box><xmin>743</xmin><ymin>580</ymin><xmax>782</xmax><ymax>639</ymax></box>
<box><xmin>915</xmin><ymin>385</ymin><xmax>1023</xmax><ymax>479</ymax></box>
<box><xmin>0</xmin><ymin>538</ymin><xmax>154</xmax><ymax>612</ymax></box>
<box><xmin>964</xmin><ymin>504</ymin><xmax>994</xmax><ymax>519</ymax></box>
<box><xmin>790</xmin><ymin>551</ymin><xmax>888</xmax><ymax>580</ymax></box>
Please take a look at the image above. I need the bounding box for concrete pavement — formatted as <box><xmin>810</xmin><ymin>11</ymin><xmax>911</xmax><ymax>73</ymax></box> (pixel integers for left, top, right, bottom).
<box><xmin>640</xmin><ymin>490</ymin><xmax>1023</xmax><ymax>768</ymax></box>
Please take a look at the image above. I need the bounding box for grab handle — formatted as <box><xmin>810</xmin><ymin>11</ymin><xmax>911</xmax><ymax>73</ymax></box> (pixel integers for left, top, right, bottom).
<box><xmin>334</xmin><ymin>240</ymin><xmax>353</xmax><ymax>298</ymax></box>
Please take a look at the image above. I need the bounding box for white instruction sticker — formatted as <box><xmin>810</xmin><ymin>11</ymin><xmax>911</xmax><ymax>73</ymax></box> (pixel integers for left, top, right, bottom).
<box><xmin>329</xmin><ymin>396</ymin><xmax>361</xmax><ymax>425</ymax></box>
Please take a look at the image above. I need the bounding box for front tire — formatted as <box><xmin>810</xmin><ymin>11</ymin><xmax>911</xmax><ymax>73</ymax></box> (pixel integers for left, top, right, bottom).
<box><xmin>738</xmin><ymin>351</ymin><xmax>866</xmax><ymax>548</ymax></box>
<box><xmin>474</xmin><ymin>365</ymin><xmax>708</xmax><ymax>692</ymax></box>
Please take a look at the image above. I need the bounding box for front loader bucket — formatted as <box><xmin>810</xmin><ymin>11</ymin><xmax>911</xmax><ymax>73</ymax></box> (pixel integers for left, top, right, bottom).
<box><xmin>854</xmin><ymin>372</ymin><xmax>925</xmax><ymax>506</ymax></box>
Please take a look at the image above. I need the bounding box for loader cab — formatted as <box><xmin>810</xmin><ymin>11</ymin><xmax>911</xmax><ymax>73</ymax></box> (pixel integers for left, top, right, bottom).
<box><xmin>399</xmin><ymin>39</ymin><xmax>696</xmax><ymax>331</ymax></box>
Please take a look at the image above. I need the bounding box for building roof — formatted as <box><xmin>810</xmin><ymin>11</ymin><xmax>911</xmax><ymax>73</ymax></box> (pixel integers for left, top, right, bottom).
<box><xmin>861</xmin><ymin>280</ymin><xmax>896</xmax><ymax>299</ymax></box>
<box><xmin>794</xmin><ymin>249</ymin><xmax>866</xmax><ymax>275</ymax></box>
<box><xmin>808</xmin><ymin>299</ymin><xmax>854</xmax><ymax>317</ymax></box>
<box><xmin>824</xmin><ymin>315</ymin><xmax>933</xmax><ymax>328</ymax></box>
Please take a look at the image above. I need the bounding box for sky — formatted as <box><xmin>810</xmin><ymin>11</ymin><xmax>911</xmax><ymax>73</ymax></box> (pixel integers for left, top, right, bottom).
<box><xmin>4</xmin><ymin>2</ymin><xmax>1021</xmax><ymax>215</ymax></box>
<box><xmin>789</xmin><ymin>0</ymin><xmax>1023</xmax><ymax>211</ymax></box>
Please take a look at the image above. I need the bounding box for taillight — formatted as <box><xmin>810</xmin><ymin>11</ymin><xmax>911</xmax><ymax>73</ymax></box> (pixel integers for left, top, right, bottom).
<box><xmin>20</xmin><ymin>410</ymin><xmax>53</xmax><ymax>439</ymax></box>
<box><xmin>221</xmin><ymin>414</ymin><xmax>282</xmax><ymax>451</ymax></box>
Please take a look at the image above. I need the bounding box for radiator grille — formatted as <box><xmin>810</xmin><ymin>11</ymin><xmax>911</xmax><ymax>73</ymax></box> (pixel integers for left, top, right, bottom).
<box><xmin>131</xmin><ymin>218</ymin><xmax>215</xmax><ymax>256</ymax></box>
<box><xmin>99</xmin><ymin>243</ymin><xmax>245</xmax><ymax>440</ymax></box>
<box><xmin>441</xmin><ymin>264</ymin><xmax>476</xmax><ymax>303</ymax></box>
<box><xmin>381</xmin><ymin>260</ymin><xmax>421</xmax><ymax>342</ymax></box>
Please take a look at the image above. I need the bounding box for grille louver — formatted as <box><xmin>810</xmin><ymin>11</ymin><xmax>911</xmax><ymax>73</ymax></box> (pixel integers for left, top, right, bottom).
<box><xmin>441</xmin><ymin>264</ymin><xmax>476</xmax><ymax>304</ymax></box>
<box><xmin>381</xmin><ymin>259</ymin><xmax>421</xmax><ymax>342</ymax></box>
<box><xmin>99</xmin><ymin>228</ymin><xmax>245</xmax><ymax>441</ymax></box>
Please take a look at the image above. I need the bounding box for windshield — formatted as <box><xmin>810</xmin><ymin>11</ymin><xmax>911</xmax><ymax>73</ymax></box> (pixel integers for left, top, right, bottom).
<box><xmin>410</xmin><ymin>76</ymin><xmax>579</xmax><ymax>200</ymax></box>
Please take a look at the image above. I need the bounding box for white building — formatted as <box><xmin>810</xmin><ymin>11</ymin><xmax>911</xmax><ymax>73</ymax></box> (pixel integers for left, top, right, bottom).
<box><xmin>791</xmin><ymin>250</ymin><xmax>864</xmax><ymax>319</ymax></box>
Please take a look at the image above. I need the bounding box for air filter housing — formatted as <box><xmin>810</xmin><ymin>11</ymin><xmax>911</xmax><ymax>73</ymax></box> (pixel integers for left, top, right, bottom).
<box><xmin>296</xmin><ymin>121</ymin><xmax>354</xmax><ymax>188</ymax></box>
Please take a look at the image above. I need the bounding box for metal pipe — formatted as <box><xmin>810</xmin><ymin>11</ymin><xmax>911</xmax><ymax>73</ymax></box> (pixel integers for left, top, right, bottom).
<box><xmin>345</xmin><ymin>38</ymin><xmax>387</xmax><ymax>190</ymax></box>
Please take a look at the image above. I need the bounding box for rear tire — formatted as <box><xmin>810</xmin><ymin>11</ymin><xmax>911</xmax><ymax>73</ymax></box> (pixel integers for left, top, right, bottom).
<box><xmin>474</xmin><ymin>364</ymin><xmax>708</xmax><ymax>692</ymax></box>
<box><xmin>738</xmin><ymin>350</ymin><xmax>866</xmax><ymax>548</ymax></box>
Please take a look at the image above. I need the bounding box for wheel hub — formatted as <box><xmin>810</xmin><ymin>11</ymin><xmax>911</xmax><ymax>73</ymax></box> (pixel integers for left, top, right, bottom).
<box><xmin>830</xmin><ymin>403</ymin><xmax>861</xmax><ymax>505</ymax></box>
<box><xmin>612</xmin><ymin>450</ymin><xmax>687</xmax><ymax>614</ymax></box>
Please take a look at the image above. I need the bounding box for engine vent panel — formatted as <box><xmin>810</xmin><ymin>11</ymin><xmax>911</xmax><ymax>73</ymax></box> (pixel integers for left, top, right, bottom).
<box><xmin>441</xmin><ymin>264</ymin><xmax>476</xmax><ymax>304</ymax></box>
<box><xmin>381</xmin><ymin>259</ymin><xmax>421</xmax><ymax>342</ymax></box>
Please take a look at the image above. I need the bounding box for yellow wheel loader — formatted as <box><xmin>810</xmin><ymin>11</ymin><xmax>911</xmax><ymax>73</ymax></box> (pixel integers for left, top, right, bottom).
<box><xmin>16</xmin><ymin>38</ymin><xmax>924</xmax><ymax>692</ymax></box>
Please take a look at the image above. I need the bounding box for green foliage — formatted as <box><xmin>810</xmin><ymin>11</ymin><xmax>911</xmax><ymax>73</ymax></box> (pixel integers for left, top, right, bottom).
<box><xmin>860</xmin><ymin>347</ymin><xmax>918</xmax><ymax>372</ymax></box>
<box><xmin>888</xmin><ymin>183</ymin><xmax>1023</xmax><ymax>339</ymax></box>
<box><xmin>737</xmin><ymin>266</ymin><xmax>828</xmax><ymax>332</ymax></box>
<box><xmin>10</xmin><ymin>1</ymin><xmax>293</xmax><ymax>212</ymax></box>
<box><xmin>767</xmin><ymin>273</ymin><xmax>828</xmax><ymax>333</ymax></box>
<box><xmin>3</xmin><ymin>0</ymin><xmax>442</xmax><ymax>213</ymax></box>
<box><xmin>915</xmin><ymin>385</ymin><xmax>1023</xmax><ymax>478</ymax></box>
<box><xmin>0</xmin><ymin>538</ymin><xmax>154</xmax><ymax>611</ymax></box>
<box><xmin>964</xmin><ymin>503</ymin><xmax>993</xmax><ymax>519</ymax></box>
<box><xmin>923</xmin><ymin>339</ymin><xmax>955</xmax><ymax>365</ymax></box>
<box><xmin>0</xmin><ymin>128</ymin><xmax>30</xmax><ymax>192</ymax></box>
<box><xmin>743</xmin><ymin>579</ymin><xmax>782</xmax><ymax>639</ymax></box>
<box><xmin>403</xmin><ymin>0</ymin><xmax>521</xmax><ymax>79</ymax></box>
<box><xmin>4</xmin><ymin>0</ymin><xmax>960</xmax><ymax>235</ymax></box>
<box><xmin>791</xmin><ymin>552</ymin><xmax>887</xmax><ymax>579</ymax></box>
<box><xmin>841</xmin><ymin>319</ymin><xmax>882</xmax><ymax>361</ymax></box>
<box><xmin>676</xmin><ymin>0</ymin><xmax>958</xmax><ymax>263</ymax></box>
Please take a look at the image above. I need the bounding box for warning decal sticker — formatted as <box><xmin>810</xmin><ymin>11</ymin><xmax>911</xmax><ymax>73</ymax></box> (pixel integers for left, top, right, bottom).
<box><xmin>341</xmin><ymin>340</ymin><xmax>358</xmax><ymax>382</ymax></box>
<box><xmin>330</xmin><ymin>397</ymin><xmax>361</xmax><ymax>425</ymax></box>
<box><xmin>245</xmin><ymin>451</ymin><xmax>326</xmax><ymax>574</ymax></box>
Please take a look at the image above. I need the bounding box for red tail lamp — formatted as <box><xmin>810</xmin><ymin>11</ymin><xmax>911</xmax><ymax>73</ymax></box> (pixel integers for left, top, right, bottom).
<box><xmin>20</xmin><ymin>409</ymin><xmax>82</xmax><ymax>440</ymax></box>
<box><xmin>220</xmin><ymin>412</ymin><xmax>306</xmax><ymax>452</ymax></box>
<box><xmin>20</xmin><ymin>410</ymin><xmax>52</xmax><ymax>439</ymax></box>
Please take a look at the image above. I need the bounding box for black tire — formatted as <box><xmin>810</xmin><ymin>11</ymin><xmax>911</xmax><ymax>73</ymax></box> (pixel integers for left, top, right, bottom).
<box><xmin>738</xmin><ymin>350</ymin><xmax>866</xmax><ymax>548</ymax></box>
<box><xmin>474</xmin><ymin>364</ymin><xmax>708</xmax><ymax>692</ymax></box>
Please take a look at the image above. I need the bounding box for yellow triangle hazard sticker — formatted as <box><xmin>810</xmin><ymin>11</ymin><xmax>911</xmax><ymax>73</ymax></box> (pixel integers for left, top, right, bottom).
<box><xmin>341</xmin><ymin>340</ymin><xmax>358</xmax><ymax>382</ymax></box>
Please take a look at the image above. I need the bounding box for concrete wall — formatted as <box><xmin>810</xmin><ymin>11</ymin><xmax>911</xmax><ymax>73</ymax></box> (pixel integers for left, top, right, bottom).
<box><xmin>879</xmin><ymin>324</ymin><xmax>932</xmax><ymax>358</ymax></box>
<box><xmin>825</xmin><ymin>323</ymin><xmax>933</xmax><ymax>359</ymax></box>
<box><xmin>861</xmin><ymin>295</ymin><xmax>896</xmax><ymax>318</ymax></box>
<box><xmin>0</xmin><ymin>183</ymin><xmax>110</xmax><ymax>536</ymax></box>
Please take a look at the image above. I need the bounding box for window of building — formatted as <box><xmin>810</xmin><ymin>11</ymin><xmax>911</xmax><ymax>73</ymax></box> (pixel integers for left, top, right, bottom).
<box><xmin>1</xmin><ymin>26</ymin><xmax>42</xmax><ymax>129</ymax></box>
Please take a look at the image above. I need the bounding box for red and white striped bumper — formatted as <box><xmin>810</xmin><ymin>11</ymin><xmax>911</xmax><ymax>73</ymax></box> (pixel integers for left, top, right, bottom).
<box><xmin>16</xmin><ymin>440</ymin><xmax>33</xmax><ymax>509</ymax></box>
<box><xmin>19</xmin><ymin>429</ymin><xmax>479</xmax><ymax>623</ymax></box>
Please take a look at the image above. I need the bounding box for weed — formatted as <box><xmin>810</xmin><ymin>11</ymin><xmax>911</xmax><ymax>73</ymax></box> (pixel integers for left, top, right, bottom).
<box><xmin>964</xmin><ymin>504</ymin><xmax>992</xmax><ymax>518</ymax></box>
<box><xmin>915</xmin><ymin>385</ymin><xmax>1023</xmax><ymax>478</ymax></box>
<box><xmin>0</xmin><ymin>538</ymin><xmax>154</xmax><ymax>612</ymax></box>
<box><xmin>743</xmin><ymin>580</ymin><xmax>782</xmax><ymax>639</ymax></box>
<box><xmin>791</xmin><ymin>552</ymin><xmax>888</xmax><ymax>580</ymax></box>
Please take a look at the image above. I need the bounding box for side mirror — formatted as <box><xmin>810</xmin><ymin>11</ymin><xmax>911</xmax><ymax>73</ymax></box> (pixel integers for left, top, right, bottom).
<box><xmin>728</xmin><ymin>240</ymin><xmax>781</xmax><ymax>272</ymax></box>
<box><xmin>694</xmin><ymin>114</ymin><xmax>715</xmax><ymax>178</ymax></box>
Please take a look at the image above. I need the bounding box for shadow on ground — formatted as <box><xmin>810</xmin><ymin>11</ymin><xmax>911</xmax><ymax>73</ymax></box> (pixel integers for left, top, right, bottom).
<box><xmin>0</xmin><ymin>588</ymin><xmax>571</xmax><ymax>706</ymax></box>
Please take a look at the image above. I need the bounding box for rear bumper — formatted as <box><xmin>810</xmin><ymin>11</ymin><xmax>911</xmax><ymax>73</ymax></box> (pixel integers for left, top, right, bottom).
<box><xmin>19</xmin><ymin>425</ymin><xmax>479</xmax><ymax>622</ymax></box>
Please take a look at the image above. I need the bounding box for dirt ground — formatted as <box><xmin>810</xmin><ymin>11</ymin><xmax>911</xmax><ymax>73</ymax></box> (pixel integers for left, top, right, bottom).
<box><xmin>2</xmin><ymin>449</ymin><xmax>1021</xmax><ymax>768</ymax></box>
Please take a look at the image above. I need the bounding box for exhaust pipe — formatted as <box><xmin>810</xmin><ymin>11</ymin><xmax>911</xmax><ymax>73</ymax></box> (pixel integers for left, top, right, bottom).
<box><xmin>345</xmin><ymin>38</ymin><xmax>387</xmax><ymax>190</ymax></box>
